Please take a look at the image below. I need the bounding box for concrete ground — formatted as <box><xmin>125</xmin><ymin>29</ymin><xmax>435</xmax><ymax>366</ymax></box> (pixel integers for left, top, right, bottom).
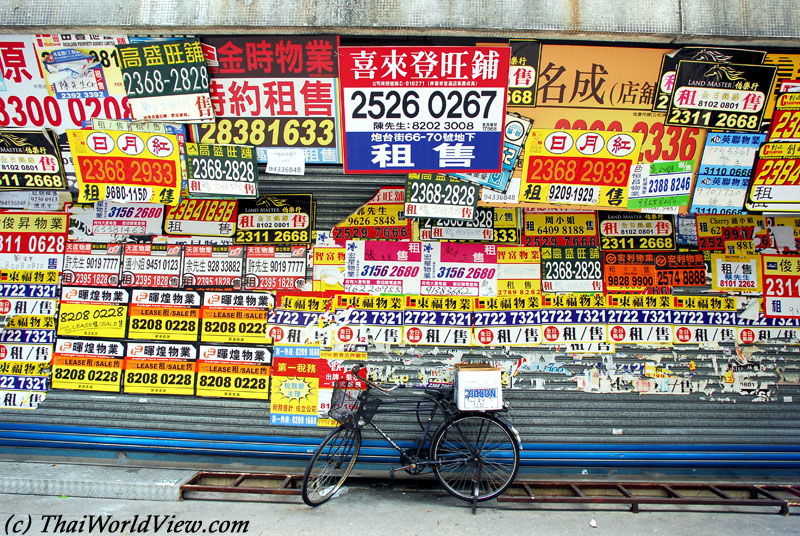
<box><xmin>0</xmin><ymin>462</ymin><xmax>799</xmax><ymax>535</ymax></box>
<box><xmin>2</xmin><ymin>483</ymin><xmax>800</xmax><ymax>536</ymax></box>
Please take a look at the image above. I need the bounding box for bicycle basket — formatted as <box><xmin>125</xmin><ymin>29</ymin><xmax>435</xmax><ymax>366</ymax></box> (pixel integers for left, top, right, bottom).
<box><xmin>327</xmin><ymin>379</ymin><xmax>379</xmax><ymax>426</ymax></box>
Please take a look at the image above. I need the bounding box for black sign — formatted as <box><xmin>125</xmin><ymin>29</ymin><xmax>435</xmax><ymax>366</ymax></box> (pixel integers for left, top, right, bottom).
<box><xmin>665</xmin><ymin>60</ymin><xmax>777</xmax><ymax>132</ymax></box>
<box><xmin>186</xmin><ymin>143</ymin><xmax>258</xmax><ymax>198</ymax></box>
<box><xmin>653</xmin><ymin>47</ymin><xmax>767</xmax><ymax>112</ymax></box>
<box><xmin>234</xmin><ymin>194</ymin><xmax>314</xmax><ymax>245</ymax></box>
<box><xmin>598</xmin><ymin>212</ymin><xmax>676</xmax><ymax>251</ymax></box>
<box><xmin>0</xmin><ymin>129</ymin><xmax>66</xmax><ymax>190</ymax></box>
<box><xmin>507</xmin><ymin>39</ymin><xmax>540</xmax><ymax>107</ymax></box>
<box><xmin>405</xmin><ymin>173</ymin><xmax>479</xmax><ymax>220</ymax></box>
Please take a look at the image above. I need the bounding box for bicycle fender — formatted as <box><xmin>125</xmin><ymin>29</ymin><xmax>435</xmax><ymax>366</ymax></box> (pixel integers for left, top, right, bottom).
<box><xmin>491</xmin><ymin>413</ymin><xmax>523</xmax><ymax>451</ymax></box>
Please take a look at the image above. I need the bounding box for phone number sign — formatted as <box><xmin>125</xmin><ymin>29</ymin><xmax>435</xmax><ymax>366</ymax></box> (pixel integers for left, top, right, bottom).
<box><xmin>338</xmin><ymin>46</ymin><xmax>510</xmax><ymax>173</ymax></box>
<box><xmin>68</xmin><ymin>129</ymin><xmax>181</xmax><ymax>205</ymax></box>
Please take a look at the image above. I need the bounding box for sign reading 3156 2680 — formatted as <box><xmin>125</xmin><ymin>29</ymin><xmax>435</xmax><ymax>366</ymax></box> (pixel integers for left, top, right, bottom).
<box><xmin>338</xmin><ymin>46</ymin><xmax>510</xmax><ymax>174</ymax></box>
<box><xmin>68</xmin><ymin>129</ymin><xmax>181</xmax><ymax>205</ymax></box>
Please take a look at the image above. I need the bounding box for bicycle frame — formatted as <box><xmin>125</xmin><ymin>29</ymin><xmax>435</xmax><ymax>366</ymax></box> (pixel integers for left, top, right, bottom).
<box><xmin>358</xmin><ymin>389</ymin><xmax>457</xmax><ymax>473</ymax></box>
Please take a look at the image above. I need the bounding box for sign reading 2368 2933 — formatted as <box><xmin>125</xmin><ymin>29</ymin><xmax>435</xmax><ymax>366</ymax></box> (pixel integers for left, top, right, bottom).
<box><xmin>338</xmin><ymin>46</ymin><xmax>510</xmax><ymax>174</ymax></box>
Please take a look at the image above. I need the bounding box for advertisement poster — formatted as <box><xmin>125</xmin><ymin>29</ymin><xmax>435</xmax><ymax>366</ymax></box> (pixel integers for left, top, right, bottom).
<box><xmin>421</xmin><ymin>243</ymin><xmax>497</xmax><ymax>297</ymax></box>
<box><xmin>690</xmin><ymin>132</ymin><xmax>765</xmax><ymax>215</ymax></box>
<box><xmin>62</xmin><ymin>243</ymin><xmax>122</xmax><ymax>287</ymax></box>
<box><xmin>127</xmin><ymin>289</ymin><xmax>201</xmax><ymax>342</ymax></box>
<box><xmin>199</xmin><ymin>35</ymin><xmax>341</xmax><ymax>164</ymax></box>
<box><xmin>68</xmin><ymin>128</ymin><xmax>182</xmax><ymax>205</ymax></box>
<box><xmin>117</xmin><ymin>38</ymin><xmax>214</xmax><ymax>122</ymax></box>
<box><xmin>164</xmin><ymin>198</ymin><xmax>237</xmax><ymax>237</ymax></box>
<box><xmin>197</xmin><ymin>343</ymin><xmax>271</xmax><ymax>400</ymax></box>
<box><xmin>123</xmin><ymin>342</ymin><xmax>197</xmax><ymax>395</ymax></box>
<box><xmin>338</xmin><ymin>45</ymin><xmax>510</xmax><ymax>173</ymax></box>
<box><xmin>665</xmin><ymin>60</ymin><xmax>776</xmax><ymax>132</ymax></box>
<box><xmin>403</xmin><ymin>295</ymin><xmax>473</xmax><ymax>347</ymax></box>
<box><xmin>0</xmin><ymin>129</ymin><xmax>66</xmax><ymax>190</ymax></box>
<box><xmin>331</xmin><ymin>186</ymin><xmax>410</xmax><ymax>242</ymax></box>
<box><xmin>51</xmin><ymin>338</ymin><xmax>124</xmax><ymax>392</ymax></box>
<box><xmin>243</xmin><ymin>245</ymin><xmax>307</xmax><ymax>291</ymax></box>
<box><xmin>57</xmin><ymin>286</ymin><xmax>128</xmax><ymax>339</ymax></box>
<box><xmin>344</xmin><ymin>240</ymin><xmax>421</xmax><ymax>295</ymax></box>
<box><xmin>68</xmin><ymin>201</ymin><xmax>165</xmax><ymax>242</ymax></box>
<box><xmin>235</xmin><ymin>194</ymin><xmax>314</xmax><ymax>246</ymax></box>
<box><xmin>185</xmin><ymin>142</ymin><xmax>258</xmax><ymax>198</ymax></box>
<box><xmin>520</xmin><ymin>128</ymin><xmax>643</xmax><ymax>208</ymax></box>
<box><xmin>34</xmin><ymin>34</ymin><xmax>130</xmax><ymax>100</ymax></box>
<box><xmin>404</xmin><ymin>173</ymin><xmax>479</xmax><ymax>220</ymax></box>
<box><xmin>120</xmin><ymin>244</ymin><xmax>182</xmax><ymax>288</ymax></box>
<box><xmin>0</xmin><ymin>211</ymin><xmax>67</xmax><ymax>272</ymax></box>
<box><xmin>201</xmin><ymin>290</ymin><xmax>274</xmax><ymax>344</ymax></box>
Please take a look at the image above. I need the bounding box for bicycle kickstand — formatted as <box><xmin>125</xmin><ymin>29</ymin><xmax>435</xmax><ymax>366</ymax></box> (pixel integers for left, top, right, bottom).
<box><xmin>470</xmin><ymin>464</ymin><xmax>483</xmax><ymax>514</ymax></box>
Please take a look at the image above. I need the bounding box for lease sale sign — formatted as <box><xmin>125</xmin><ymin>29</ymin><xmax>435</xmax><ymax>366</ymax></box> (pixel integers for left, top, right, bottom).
<box><xmin>338</xmin><ymin>46</ymin><xmax>510</xmax><ymax>173</ymax></box>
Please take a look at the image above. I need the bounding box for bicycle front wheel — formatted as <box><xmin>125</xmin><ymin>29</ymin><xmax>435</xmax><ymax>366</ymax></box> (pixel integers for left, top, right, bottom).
<box><xmin>301</xmin><ymin>425</ymin><xmax>361</xmax><ymax>506</ymax></box>
<box><xmin>430</xmin><ymin>414</ymin><xmax>520</xmax><ymax>502</ymax></box>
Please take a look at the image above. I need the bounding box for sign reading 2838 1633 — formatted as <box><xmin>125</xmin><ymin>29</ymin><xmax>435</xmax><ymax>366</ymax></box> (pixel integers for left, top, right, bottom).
<box><xmin>338</xmin><ymin>46</ymin><xmax>510</xmax><ymax>173</ymax></box>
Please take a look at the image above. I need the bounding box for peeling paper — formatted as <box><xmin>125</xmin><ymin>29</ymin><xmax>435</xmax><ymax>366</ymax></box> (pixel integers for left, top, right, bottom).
<box><xmin>772</xmin><ymin>225</ymin><xmax>798</xmax><ymax>252</ymax></box>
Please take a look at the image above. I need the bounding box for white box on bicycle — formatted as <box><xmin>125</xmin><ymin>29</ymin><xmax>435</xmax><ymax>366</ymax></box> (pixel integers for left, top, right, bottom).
<box><xmin>454</xmin><ymin>364</ymin><xmax>503</xmax><ymax>411</ymax></box>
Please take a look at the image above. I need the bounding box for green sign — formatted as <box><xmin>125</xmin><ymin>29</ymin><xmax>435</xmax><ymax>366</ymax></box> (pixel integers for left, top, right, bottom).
<box><xmin>405</xmin><ymin>173</ymin><xmax>479</xmax><ymax>220</ymax></box>
<box><xmin>117</xmin><ymin>39</ymin><xmax>209</xmax><ymax>99</ymax></box>
<box><xmin>186</xmin><ymin>143</ymin><xmax>258</xmax><ymax>199</ymax></box>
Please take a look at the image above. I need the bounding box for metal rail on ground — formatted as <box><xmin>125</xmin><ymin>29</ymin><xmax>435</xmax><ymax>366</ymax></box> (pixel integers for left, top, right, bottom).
<box><xmin>499</xmin><ymin>481</ymin><xmax>800</xmax><ymax>515</ymax></box>
<box><xmin>179</xmin><ymin>472</ymin><xmax>800</xmax><ymax>515</ymax></box>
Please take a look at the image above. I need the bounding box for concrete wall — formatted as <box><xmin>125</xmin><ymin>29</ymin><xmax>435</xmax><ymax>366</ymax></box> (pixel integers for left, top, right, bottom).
<box><xmin>0</xmin><ymin>0</ymin><xmax>799</xmax><ymax>46</ymax></box>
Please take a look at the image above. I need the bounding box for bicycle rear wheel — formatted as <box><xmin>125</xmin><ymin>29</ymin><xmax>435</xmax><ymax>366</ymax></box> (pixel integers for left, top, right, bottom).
<box><xmin>302</xmin><ymin>424</ymin><xmax>361</xmax><ymax>506</ymax></box>
<box><xmin>430</xmin><ymin>413</ymin><xmax>520</xmax><ymax>502</ymax></box>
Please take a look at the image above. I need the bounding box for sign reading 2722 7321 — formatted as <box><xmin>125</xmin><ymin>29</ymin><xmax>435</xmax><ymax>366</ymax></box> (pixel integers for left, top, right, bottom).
<box><xmin>338</xmin><ymin>46</ymin><xmax>510</xmax><ymax>173</ymax></box>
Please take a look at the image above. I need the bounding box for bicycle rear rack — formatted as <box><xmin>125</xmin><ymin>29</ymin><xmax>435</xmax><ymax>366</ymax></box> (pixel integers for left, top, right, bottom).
<box><xmin>498</xmin><ymin>481</ymin><xmax>800</xmax><ymax>515</ymax></box>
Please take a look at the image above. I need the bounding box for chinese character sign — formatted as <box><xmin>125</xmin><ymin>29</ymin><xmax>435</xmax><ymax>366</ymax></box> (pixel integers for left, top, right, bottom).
<box><xmin>116</xmin><ymin>38</ymin><xmax>214</xmax><ymax>122</ymax></box>
<box><xmin>197</xmin><ymin>35</ymin><xmax>341</xmax><ymax>164</ymax></box>
<box><xmin>520</xmin><ymin>128</ymin><xmax>643</xmax><ymax>208</ymax></box>
<box><xmin>665</xmin><ymin>61</ymin><xmax>776</xmax><ymax>132</ymax></box>
<box><xmin>338</xmin><ymin>46</ymin><xmax>510</xmax><ymax>173</ymax></box>
<box><xmin>67</xmin><ymin>129</ymin><xmax>182</xmax><ymax>205</ymax></box>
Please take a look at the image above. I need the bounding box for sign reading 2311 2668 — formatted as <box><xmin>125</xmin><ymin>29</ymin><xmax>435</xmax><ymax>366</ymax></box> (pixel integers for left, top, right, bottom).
<box><xmin>338</xmin><ymin>46</ymin><xmax>510</xmax><ymax>174</ymax></box>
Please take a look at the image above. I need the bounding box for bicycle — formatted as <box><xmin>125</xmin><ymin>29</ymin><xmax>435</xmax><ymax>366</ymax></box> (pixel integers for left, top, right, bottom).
<box><xmin>301</xmin><ymin>366</ymin><xmax>521</xmax><ymax>510</ymax></box>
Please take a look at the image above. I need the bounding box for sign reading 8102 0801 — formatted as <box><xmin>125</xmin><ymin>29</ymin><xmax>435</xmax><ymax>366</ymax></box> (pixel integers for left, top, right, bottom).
<box><xmin>338</xmin><ymin>46</ymin><xmax>511</xmax><ymax>174</ymax></box>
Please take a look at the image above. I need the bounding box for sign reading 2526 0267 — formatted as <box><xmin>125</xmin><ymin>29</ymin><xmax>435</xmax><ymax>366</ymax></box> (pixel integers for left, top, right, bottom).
<box><xmin>338</xmin><ymin>46</ymin><xmax>510</xmax><ymax>173</ymax></box>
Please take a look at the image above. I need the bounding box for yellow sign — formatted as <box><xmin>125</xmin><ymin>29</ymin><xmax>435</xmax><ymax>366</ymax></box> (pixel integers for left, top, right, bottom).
<box><xmin>56</xmin><ymin>301</ymin><xmax>127</xmax><ymax>338</ymax></box>
<box><xmin>51</xmin><ymin>356</ymin><xmax>123</xmax><ymax>392</ymax></box>
<box><xmin>123</xmin><ymin>359</ymin><xmax>196</xmax><ymax>395</ymax></box>
<box><xmin>536</xmin><ymin>44</ymin><xmax>664</xmax><ymax>111</ymax></box>
<box><xmin>200</xmin><ymin>309</ymin><xmax>271</xmax><ymax>344</ymax></box>
<box><xmin>128</xmin><ymin>305</ymin><xmax>200</xmax><ymax>341</ymax></box>
<box><xmin>270</xmin><ymin>376</ymin><xmax>319</xmax><ymax>416</ymax></box>
<box><xmin>68</xmin><ymin>129</ymin><xmax>181</xmax><ymax>205</ymax></box>
<box><xmin>196</xmin><ymin>362</ymin><xmax>270</xmax><ymax>399</ymax></box>
<box><xmin>520</xmin><ymin>128</ymin><xmax>643</xmax><ymax>208</ymax></box>
<box><xmin>764</xmin><ymin>53</ymin><xmax>800</xmax><ymax>119</ymax></box>
<box><xmin>711</xmin><ymin>254</ymin><xmax>762</xmax><ymax>293</ymax></box>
